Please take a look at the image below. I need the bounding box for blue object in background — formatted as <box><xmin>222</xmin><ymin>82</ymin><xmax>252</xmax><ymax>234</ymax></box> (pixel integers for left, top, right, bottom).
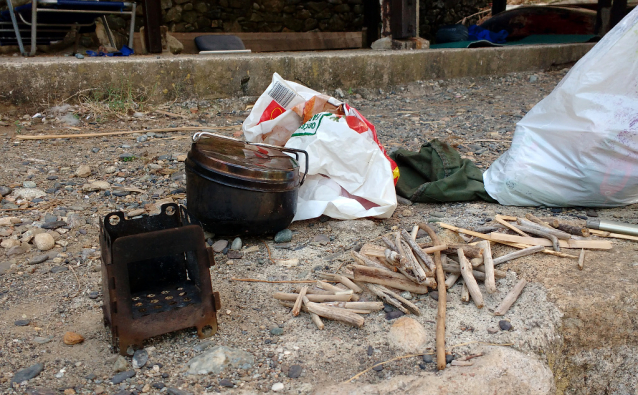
<box><xmin>86</xmin><ymin>45</ymin><xmax>134</xmax><ymax>57</ymax></box>
<box><xmin>468</xmin><ymin>25</ymin><xmax>509</xmax><ymax>44</ymax></box>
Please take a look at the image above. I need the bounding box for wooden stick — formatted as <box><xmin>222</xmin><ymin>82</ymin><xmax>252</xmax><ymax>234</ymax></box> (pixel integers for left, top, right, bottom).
<box><xmin>445</xmin><ymin>273</ymin><xmax>460</xmax><ymax>289</ymax></box>
<box><xmin>15</xmin><ymin>126</ymin><xmax>239</xmax><ymax>140</ymax></box>
<box><xmin>417</xmin><ymin>223</ymin><xmax>447</xmax><ymax>371</ymax></box>
<box><xmin>525</xmin><ymin>213</ymin><xmax>554</xmax><ymax>229</ymax></box>
<box><xmin>303</xmin><ymin>296</ymin><xmax>324</xmax><ymax>330</ymax></box>
<box><xmin>319</xmin><ymin>273</ymin><xmax>363</xmax><ymax>293</ymax></box>
<box><xmin>411</xmin><ymin>225</ymin><xmax>419</xmax><ymax>240</ymax></box>
<box><xmin>588</xmin><ymin>228</ymin><xmax>638</xmax><ymax>242</ymax></box>
<box><xmin>359</xmin><ymin>244</ymin><xmax>387</xmax><ymax>258</ymax></box>
<box><xmin>461</xmin><ymin>283</ymin><xmax>470</xmax><ymax>302</ymax></box>
<box><xmin>495</xmin><ymin>214</ymin><xmax>530</xmax><ymax>237</ymax></box>
<box><xmin>457</xmin><ymin>249</ymin><xmax>483</xmax><ymax>309</ymax></box>
<box><xmin>396</xmin><ymin>232</ymin><xmax>428</xmax><ymax>283</ymax></box>
<box><xmin>366</xmin><ymin>284</ymin><xmax>410</xmax><ymax>314</ymax></box>
<box><xmin>553</xmin><ymin>222</ymin><xmax>590</xmax><ymax>237</ymax></box>
<box><xmin>578</xmin><ymin>249</ymin><xmax>585</xmax><ymax>270</ymax></box>
<box><xmin>516</xmin><ymin>225</ymin><xmax>560</xmax><ymax>252</ymax></box>
<box><xmin>441</xmin><ymin>261</ymin><xmax>506</xmax><ymax>280</ymax></box>
<box><xmin>489</xmin><ymin>232</ymin><xmax>612</xmax><ymax>250</ymax></box>
<box><xmin>296</xmin><ymin>287</ymin><xmax>334</xmax><ymax>296</ymax></box>
<box><xmin>232</xmin><ymin>278</ymin><xmax>315</xmax><ymax>284</ymax></box>
<box><xmin>317</xmin><ymin>280</ymin><xmax>348</xmax><ymax>293</ymax></box>
<box><xmin>494</xmin><ymin>279</ymin><xmax>527</xmax><ymax>316</ymax></box>
<box><xmin>324</xmin><ymin>302</ymin><xmax>384</xmax><ymax>311</ymax></box>
<box><xmin>401</xmin><ymin>229</ymin><xmax>436</xmax><ymax>272</ymax></box>
<box><xmin>451</xmin><ymin>360</ymin><xmax>474</xmax><ymax>367</ymax></box>
<box><xmin>306</xmin><ymin>301</ymin><xmax>365</xmax><ymax>327</ymax></box>
<box><xmin>381</xmin><ymin>236</ymin><xmax>398</xmax><ymax>252</ymax></box>
<box><xmin>385</xmin><ymin>249</ymin><xmax>403</xmax><ymax>266</ymax></box>
<box><xmin>351</xmin><ymin>250</ymin><xmax>396</xmax><ymax>272</ymax></box>
<box><xmin>479</xmin><ymin>241</ymin><xmax>496</xmax><ymax>294</ymax></box>
<box><xmin>517</xmin><ymin>218</ymin><xmax>573</xmax><ymax>240</ymax></box>
<box><xmin>273</xmin><ymin>292</ymin><xmax>351</xmax><ymax>302</ymax></box>
<box><xmin>470</xmin><ymin>257</ymin><xmax>484</xmax><ymax>268</ymax></box>
<box><xmin>422</xmin><ymin>244</ymin><xmax>448</xmax><ymax>254</ymax></box>
<box><xmin>352</xmin><ymin>265</ymin><xmax>434</xmax><ymax>293</ymax></box>
<box><xmin>419</xmin><ymin>243</ymin><xmax>483</xmax><ymax>259</ymax></box>
<box><xmin>374</xmin><ymin>284</ymin><xmax>421</xmax><ymax>316</ymax></box>
<box><xmin>493</xmin><ymin>245</ymin><xmax>544</xmax><ymax>265</ymax></box>
<box><xmin>292</xmin><ymin>286</ymin><xmax>307</xmax><ymax>317</ymax></box>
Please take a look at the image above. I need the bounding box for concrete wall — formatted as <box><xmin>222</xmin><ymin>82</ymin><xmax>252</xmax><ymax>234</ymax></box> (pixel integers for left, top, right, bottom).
<box><xmin>0</xmin><ymin>44</ymin><xmax>593</xmax><ymax>108</ymax></box>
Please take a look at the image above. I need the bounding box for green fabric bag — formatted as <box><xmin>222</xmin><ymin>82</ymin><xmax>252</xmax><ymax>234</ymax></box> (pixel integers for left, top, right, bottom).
<box><xmin>390</xmin><ymin>139</ymin><xmax>496</xmax><ymax>203</ymax></box>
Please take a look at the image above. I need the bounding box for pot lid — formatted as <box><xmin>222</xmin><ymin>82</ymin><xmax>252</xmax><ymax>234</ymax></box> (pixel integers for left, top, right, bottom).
<box><xmin>189</xmin><ymin>132</ymin><xmax>306</xmax><ymax>185</ymax></box>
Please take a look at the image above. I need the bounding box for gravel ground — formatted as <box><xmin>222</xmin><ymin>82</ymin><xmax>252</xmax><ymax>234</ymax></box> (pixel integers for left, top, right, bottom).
<box><xmin>1</xmin><ymin>68</ymin><xmax>634</xmax><ymax>394</ymax></box>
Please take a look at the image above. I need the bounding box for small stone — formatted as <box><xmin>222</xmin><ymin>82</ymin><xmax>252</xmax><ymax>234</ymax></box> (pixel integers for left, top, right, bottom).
<box><xmin>367</xmin><ymin>346</ymin><xmax>373</xmax><ymax>356</ymax></box>
<box><xmin>0</xmin><ymin>186</ymin><xmax>11</xmax><ymax>197</ymax></box>
<box><xmin>272</xmin><ymin>383</ymin><xmax>284</xmax><ymax>392</ymax></box>
<box><xmin>383</xmin><ymin>304</ymin><xmax>394</xmax><ymax>313</ymax></box>
<box><xmin>29</xmin><ymin>254</ymin><xmax>49</xmax><ymax>265</ymax></box>
<box><xmin>274</xmin><ymin>229</ymin><xmax>292</xmax><ymax>243</ymax></box>
<box><xmin>429</xmin><ymin>291</ymin><xmax>439</xmax><ymax>301</ymax></box>
<box><xmin>186</xmin><ymin>345</ymin><xmax>254</xmax><ymax>375</ymax></box>
<box><xmin>270</xmin><ymin>327</ymin><xmax>284</xmax><ymax>336</ymax></box>
<box><xmin>529</xmin><ymin>75</ymin><xmax>538</xmax><ymax>83</ymax></box>
<box><xmin>136</xmin><ymin>135</ymin><xmax>147</xmax><ymax>143</ymax></box>
<box><xmin>75</xmin><ymin>165</ymin><xmax>91</xmax><ymax>178</ymax></box>
<box><xmin>111</xmin><ymin>370</ymin><xmax>135</xmax><ymax>384</ymax></box>
<box><xmin>167</xmin><ymin>388</ymin><xmax>189</xmax><ymax>395</ymax></box>
<box><xmin>288</xmin><ymin>364</ymin><xmax>302</xmax><ymax>378</ymax></box>
<box><xmin>401</xmin><ymin>209</ymin><xmax>413</xmax><ymax>217</ymax></box>
<box><xmin>372</xmin><ymin>363</ymin><xmax>383</xmax><ymax>372</ymax></box>
<box><xmin>119</xmin><ymin>153</ymin><xmax>134</xmax><ymax>161</ymax></box>
<box><xmin>92</xmin><ymin>148</ymin><xmax>100</xmax><ymax>153</ymax></box>
<box><xmin>385</xmin><ymin>310</ymin><xmax>404</xmax><ymax>320</ymax></box>
<box><xmin>219</xmin><ymin>379</ymin><xmax>234</xmax><ymax>388</ymax></box>
<box><xmin>431</xmin><ymin>211</ymin><xmax>446</xmax><ymax>218</ymax></box>
<box><xmin>388</xmin><ymin>316</ymin><xmax>427</xmax><ymax>353</ymax></box>
<box><xmin>152</xmin><ymin>382</ymin><xmax>165</xmax><ymax>389</ymax></box>
<box><xmin>396</xmin><ymin>195</ymin><xmax>412</xmax><ymax>206</ymax></box>
<box><xmin>34</xmin><ymin>233</ymin><xmax>55</xmax><ymax>251</ymax></box>
<box><xmin>41</xmin><ymin>221</ymin><xmax>67</xmax><ymax>229</ymax></box>
<box><xmin>63</xmin><ymin>331</ymin><xmax>84</xmax><ymax>345</ymax></box>
<box><xmin>23</xmin><ymin>181</ymin><xmax>37</xmax><ymax>188</ymax></box>
<box><xmin>231</xmin><ymin>237</ymin><xmax>242</xmax><ymax>250</ymax></box>
<box><xmin>244</xmin><ymin>246</ymin><xmax>259</xmax><ymax>253</ymax></box>
<box><xmin>33</xmin><ymin>336</ymin><xmax>52</xmax><ymax>344</ymax></box>
<box><xmin>419</xmin><ymin>362</ymin><xmax>427</xmax><ymax>370</ymax></box>
<box><xmin>423</xmin><ymin>354</ymin><xmax>434</xmax><ymax>363</ymax></box>
<box><xmin>11</xmin><ymin>363</ymin><xmax>44</xmax><ymax>384</ymax></box>
<box><xmin>550</xmin><ymin>208</ymin><xmax>562</xmax><ymax>213</ymax></box>
<box><xmin>127</xmin><ymin>209</ymin><xmax>145</xmax><ymax>217</ymax></box>
<box><xmin>50</xmin><ymin>266</ymin><xmax>68</xmax><ymax>273</ymax></box>
<box><xmin>499</xmin><ymin>320</ymin><xmax>512</xmax><ymax>331</ymax></box>
<box><xmin>15</xmin><ymin>319</ymin><xmax>30</xmax><ymax>326</ymax></box>
<box><xmin>586</xmin><ymin>210</ymin><xmax>598</xmax><ymax>217</ymax></box>
<box><xmin>88</xmin><ymin>291</ymin><xmax>99</xmax><ymax>299</ymax></box>
<box><xmin>106</xmin><ymin>166</ymin><xmax>117</xmax><ymax>174</ymax></box>
<box><xmin>399</xmin><ymin>291</ymin><xmax>412</xmax><ymax>300</ymax></box>
<box><xmin>446</xmin><ymin>354</ymin><xmax>455</xmax><ymax>364</ymax></box>
<box><xmin>487</xmin><ymin>327</ymin><xmax>499</xmax><ymax>334</ymax></box>
<box><xmin>44</xmin><ymin>214</ymin><xmax>57</xmax><ymax>223</ymax></box>
<box><xmin>313</xmin><ymin>234</ymin><xmax>329</xmax><ymax>245</ymax></box>
<box><xmin>334</xmin><ymin>88</ymin><xmax>345</xmax><ymax>98</ymax></box>
<box><xmin>212</xmin><ymin>239</ymin><xmax>228</xmax><ymax>252</ymax></box>
<box><xmin>227</xmin><ymin>250</ymin><xmax>243</xmax><ymax>259</ymax></box>
<box><xmin>1</xmin><ymin>238</ymin><xmax>20</xmax><ymax>248</ymax></box>
<box><xmin>75</xmin><ymin>53</ymin><xmax>84</xmax><ymax>59</ymax></box>
<box><xmin>133</xmin><ymin>349</ymin><xmax>149</xmax><ymax>369</ymax></box>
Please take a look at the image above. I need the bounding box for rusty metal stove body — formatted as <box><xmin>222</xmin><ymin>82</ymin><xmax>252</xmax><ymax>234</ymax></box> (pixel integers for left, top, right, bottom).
<box><xmin>100</xmin><ymin>203</ymin><xmax>220</xmax><ymax>355</ymax></box>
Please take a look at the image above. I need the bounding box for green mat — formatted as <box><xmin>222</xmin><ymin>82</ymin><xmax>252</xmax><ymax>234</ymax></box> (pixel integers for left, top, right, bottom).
<box><xmin>430</xmin><ymin>34</ymin><xmax>599</xmax><ymax>49</ymax></box>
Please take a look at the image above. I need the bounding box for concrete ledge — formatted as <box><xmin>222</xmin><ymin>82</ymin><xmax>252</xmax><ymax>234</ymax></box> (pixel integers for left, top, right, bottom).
<box><xmin>0</xmin><ymin>44</ymin><xmax>594</xmax><ymax>107</ymax></box>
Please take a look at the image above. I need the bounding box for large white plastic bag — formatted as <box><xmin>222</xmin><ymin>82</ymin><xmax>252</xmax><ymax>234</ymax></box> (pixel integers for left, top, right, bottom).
<box><xmin>284</xmin><ymin>113</ymin><xmax>397</xmax><ymax>220</ymax></box>
<box><xmin>242</xmin><ymin>73</ymin><xmax>397</xmax><ymax>220</ymax></box>
<box><xmin>484</xmin><ymin>8</ymin><xmax>638</xmax><ymax>207</ymax></box>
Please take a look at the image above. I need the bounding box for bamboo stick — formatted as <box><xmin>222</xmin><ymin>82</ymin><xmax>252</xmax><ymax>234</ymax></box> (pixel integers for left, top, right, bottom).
<box><xmin>457</xmin><ymin>249</ymin><xmax>483</xmax><ymax>309</ymax></box>
<box><xmin>292</xmin><ymin>286</ymin><xmax>307</xmax><ymax>317</ymax></box>
<box><xmin>418</xmin><ymin>223</ymin><xmax>447</xmax><ymax>371</ymax></box>
<box><xmin>493</xmin><ymin>245</ymin><xmax>544</xmax><ymax>265</ymax></box>
<box><xmin>479</xmin><ymin>241</ymin><xmax>496</xmax><ymax>294</ymax></box>
<box><xmin>578</xmin><ymin>249</ymin><xmax>585</xmax><ymax>270</ymax></box>
<box><xmin>552</xmin><ymin>221</ymin><xmax>589</xmax><ymax>237</ymax></box>
<box><xmin>489</xmin><ymin>232</ymin><xmax>612</xmax><ymax>250</ymax></box>
<box><xmin>494</xmin><ymin>279</ymin><xmax>527</xmax><ymax>316</ymax></box>
<box><xmin>352</xmin><ymin>265</ymin><xmax>434</xmax><ymax>293</ymax></box>
<box><xmin>273</xmin><ymin>292</ymin><xmax>351</xmax><ymax>302</ymax></box>
<box><xmin>470</xmin><ymin>257</ymin><xmax>484</xmax><ymax>268</ymax></box>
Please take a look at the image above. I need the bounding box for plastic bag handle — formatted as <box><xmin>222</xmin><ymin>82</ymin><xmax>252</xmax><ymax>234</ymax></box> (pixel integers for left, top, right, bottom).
<box><xmin>192</xmin><ymin>131</ymin><xmax>309</xmax><ymax>186</ymax></box>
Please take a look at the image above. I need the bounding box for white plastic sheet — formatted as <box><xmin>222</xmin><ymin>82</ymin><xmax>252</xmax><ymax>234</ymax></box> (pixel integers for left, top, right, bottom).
<box><xmin>243</xmin><ymin>73</ymin><xmax>398</xmax><ymax>220</ymax></box>
<box><xmin>484</xmin><ymin>8</ymin><xmax>638</xmax><ymax>207</ymax></box>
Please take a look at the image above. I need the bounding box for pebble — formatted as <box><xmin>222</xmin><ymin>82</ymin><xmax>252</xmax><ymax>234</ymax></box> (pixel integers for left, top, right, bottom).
<box><xmin>401</xmin><ymin>209</ymin><xmax>413</xmax><ymax>216</ymax></box>
<box><xmin>41</xmin><ymin>221</ymin><xmax>67</xmax><ymax>229</ymax></box>
<box><xmin>396</xmin><ymin>195</ymin><xmax>412</xmax><ymax>206</ymax></box>
<box><xmin>219</xmin><ymin>379</ymin><xmax>234</xmax><ymax>388</ymax></box>
<box><xmin>132</xmin><ymin>349</ymin><xmax>148</xmax><ymax>369</ymax></box>
<box><xmin>0</xmin><ymin>186</ymin><xmax>11</xmax><ymax>197</ymax></box>
<box><xmin>186</xmin><ymin>345</ymin><xmax>254</xmax><ymax>375</ymax></box>
<box><xmin>272</xmin><ymin>383</ymin><xmax>284</xmax><ymax>392</ymax></box>
<box><xmin>383</xmin><ymin>304</ymin><xmax>394</xmax><ymax>313</ymax></box>
<box><xmin>152</xmin><ymin>382</ymin><xmax>165</xmax><ymax>389</ymax></box>
<box><xmin>29</xmin><ymin>254</ymin><xmax>49</xmax><ymax>265</ymax></box>
<box><xmin>23</xmin><ymin>181</ymin><xmax>37</xmax><ymax>188</ymax></box>
<box><xmin>431</xmin><ymin>211</ymin><xmax>446</xmax><ymax>218</ymax></box>
<box><xmin>137</xmin><ymin>135</ymin><xmax>148</xmax><ymax>143</ymax></box>
<box><xmin>270</xmin><ymin>327</ymin><xmax>284</xmax><ymax>336</ymax></box>
<box><xmin>313</xmin><ymin>234</ymin><xmax>330</xmax><ymax>245</ymax></box>
<box><xmin>586</xmin><ymin>210</ymin><xmax>598</xmax><ymax>217</ymax></box>
<box><xmin>34</xmin><ymin>233</ymin><xmax>55</xmax><ymax>251</ymax></box>
<box><xmin>50</xmin><ymin>266</ymin><xmax>68</xmax><ymax>273</ymax></box>
<box><xmin>423</xmin><ymin>354</ymin><xmax>434</xmax><ymax>363</ymax></box>
<box><xmin>487</xmin><ymin>327</ymin><xmax>499</xmax><ymax>334</ymax></box>
<box><xmin>385</xmin><ymin>310</ymin><xmax>404</xmax><ymax>320</ymax></box>
<box><xmin>429</xmin><ymin>291</ymin><xmax>439</xmax><ymax>301</ymax></box>
<box><xmin>11</xmin><ymin>363</ymin><xmax>44</xmax><ymax>384</ymax></box>
<box><xmin>15</xmin><ymin>319</ymin><xmax>30</xmax><ymax>326</ymax></box>
<box><xmin>33</xmin><ymin>336</ymin><xmax>52</xmax><ymax>344</ymax></box>
<box><xmin>167</xmin><ymin>388</ymin><xmax>189</xmax><ymax>395</ymax></box>
<box><xmin>367</xmin><ymin>345</ymin><xmax>374</xmax><ymax>356</ymax></box>
<box><xmin>88</xmin><ymin>291</ymin><xmax>99</xmax><ymax>299</ymax></box>
<box><xmin>119</xmin><ymin>153</ymin><xmax>135</xmax><ymax>161</ymax></box>
<box><xmin>92</xmin><ymin>148</ymin><xmax>100</xmax><ymax>153</ymax></box>
<box><xmin>231</xmin><ymin>237</ymin><xmax>242</xmax><ymax>250</ymax></box>
<box><xmin>529</xmin><ymin>75</ymin><xmax>539</xmax><ymax>82</ymax></box>
<box><xmin>400</xmin><ymin>291</ymin><xmax>413</xmax><ymax>300</ymax></box>
<box><xmin>127</xmin><ymin>209</ymin><xmax>145</xmax><ymax>217</ymax></box>
<box><xmin>274</xmin><ymin>229</ymin><xmax>292</xmax><ymax>243</ymax></box>
<box><xmin>113</xmin><ymin>355</ymin><xmax>128</xmax><ymax>372</ymax></box>
<box><xmin>106</xmin><ymin>166</ymin><xmax>117</xmax><ymax>174</ymax></box>
<box><xmin>63</xmin><ymin>331</ymin><xmax>84</xmax><ymax>345</ymax></box>
<box><xmin>75</xmin><ymin>53</ymin><xmax>84</xmax><ymax>59</ymax></box>
<box><xmin>446</xmin><ymin>354</ymin><xmax>455</xmax><ymax>364</ymax></box>
<box><xmin>111</xmin><ymin>370</ymin><xmax>136</xmax><ymax>384</ymax></box>
<box><xmin>288</xmin><ymin>364</ymin><xmax>302</xmax><ymax>378</ymax></box>
<box><xmin>75</xmin><ymin>165</ymin><xmax>91</xmax><ymax>177</ymax></box>
<box><xmin>499</xmin><ymin>320</ymin><xmax>512</xmax><ymax>331</ymax></box>
<box><xmin>372</xmin><ymin>363</ymin><xmax>383</xmax><ymax>372</ymax></box>
<box><xmin>227</xmin><ymin>250</ymin><xmax>243</xmax><ymax>259</ymax></box>
<box><xmin>550</xmin><ymin>208</ymin><xmax>563</xmax><ymax>213</ymax></box>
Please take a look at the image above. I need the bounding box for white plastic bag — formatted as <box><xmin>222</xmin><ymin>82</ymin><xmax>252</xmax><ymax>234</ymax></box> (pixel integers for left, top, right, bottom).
<box><xmin>243</xmin><ymin>73</ymin><xmax>398</xmax><ymax>220</ymax></box>
<box><xmin>484</xmin><ymin>8</ymin><xmax>638</xmax><ymax>207</ymax></box>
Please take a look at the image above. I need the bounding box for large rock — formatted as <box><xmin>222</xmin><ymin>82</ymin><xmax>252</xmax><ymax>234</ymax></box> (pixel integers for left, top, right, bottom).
<box><xmin>186</xmin><ymin>346</ymin><xmax>254</xmax><ymax>375</ymax></box>
<box><xmin>167</xmin><ymin>34</ymin><xmax>184</xmax><ymax>54</ymax></box>
<box><xmin>34</xmin><ymin>233</ymin><xmax>55</xmax><ymax>251</ymax></box>
<box><xmin>315</xmin><ymin>347</ymin><xmax>555</xmax><ymax>395</ymax></box>
<box><xmin>387</xmin><ymin>317</ymin><xmax>427</xmax><ymax>353</ymax></box>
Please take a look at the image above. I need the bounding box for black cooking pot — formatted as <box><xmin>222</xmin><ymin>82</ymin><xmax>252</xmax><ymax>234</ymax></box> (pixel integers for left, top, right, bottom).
<box><xmin>185</xmin><ymin>132</ymin><xmax>308</xmax><ymax>236</ymax></box>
